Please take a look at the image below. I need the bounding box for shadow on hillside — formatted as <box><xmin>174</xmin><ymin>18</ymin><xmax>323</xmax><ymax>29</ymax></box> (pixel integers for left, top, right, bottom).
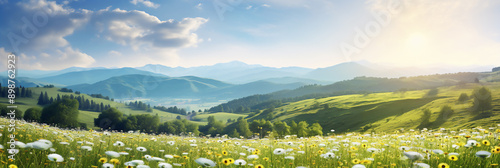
<box><xmin>470</xmin><ymin>112</ymin><xmax>494</xmax><ymax>121</ymax></box>
<box><xmin>287</xmin><ymin>97</ymin><xmax>439</xmax><ymax>133</ymax></box>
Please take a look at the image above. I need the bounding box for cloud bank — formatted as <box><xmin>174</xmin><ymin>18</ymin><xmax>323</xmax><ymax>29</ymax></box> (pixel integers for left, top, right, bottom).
<box><xmin>0</xmin><ymin>0</ymin><xmax>207</xmax><ymax>70</ymax></box>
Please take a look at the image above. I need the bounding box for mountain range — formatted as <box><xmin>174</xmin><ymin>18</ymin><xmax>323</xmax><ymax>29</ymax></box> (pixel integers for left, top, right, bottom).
<box><xmin>3</xmin><ymin>61</ymin><xmax>495</xmax><ymax>101</ymax></box>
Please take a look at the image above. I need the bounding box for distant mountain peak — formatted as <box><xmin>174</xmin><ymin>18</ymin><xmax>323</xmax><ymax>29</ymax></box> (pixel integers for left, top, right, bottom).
<box><xmin>213</xmin><ymin>61</ymin><xmax>263</xmax><ymax>68</ymax></box>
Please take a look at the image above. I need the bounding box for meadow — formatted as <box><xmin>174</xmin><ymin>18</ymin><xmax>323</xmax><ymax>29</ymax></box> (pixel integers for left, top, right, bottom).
<box><xmin>0</xmin><ymin>118</ymin><xmax>499</xmax><ymax>168</ymax></box>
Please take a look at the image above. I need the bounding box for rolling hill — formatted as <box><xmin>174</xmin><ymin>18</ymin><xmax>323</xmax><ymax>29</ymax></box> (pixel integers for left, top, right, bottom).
<box><xmin>37</xmin><ymin>67</ymin><xmax>165</xmax><ymax>86</ymax></box>
<box><xmin>243</xmin><ymin>81</ymin><xmax>500</xmax><ymax>133</ymax></box>
<box><xmin>208</xmin><ymin>72</ymin><xmax>484</xmax><ymax>113</ymax></box>
<box><xmin>67</xmin><ymin>74</ymin><xmax>308</xmax><ymax>99</ymax></box>
<box><xmin>0</xmin><ymin>87</ymin><xmax>184</xmax><ymax>128</ymax></box>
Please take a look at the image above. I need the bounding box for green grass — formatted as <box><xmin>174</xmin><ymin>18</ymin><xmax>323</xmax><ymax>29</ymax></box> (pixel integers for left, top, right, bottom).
<box><xmin>254</xmin><ymin>82</ymin><xmax>500</xmax><ymax>133</ymax></box>
<box><xmin>1</xmin><ymin>117</ymin><xmax>499</xmax><ymax>168</ymax></box>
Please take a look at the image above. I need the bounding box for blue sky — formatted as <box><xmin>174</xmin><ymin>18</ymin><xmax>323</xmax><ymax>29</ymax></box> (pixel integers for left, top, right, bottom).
<box><xmin>0</xmin><ymin>0</ymin><xmax>499</xmax><ymax>70</ymax></box>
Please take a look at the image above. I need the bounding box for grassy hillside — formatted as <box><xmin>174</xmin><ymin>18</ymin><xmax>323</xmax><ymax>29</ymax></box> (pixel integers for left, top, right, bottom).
<box><xmin>249</xmin><ymin>82</ymin><xmax>500</xmax><ymax>133</ymax></box>
<box><xmin>208</xmin><ymin>72</ymin><xmax>482</xmax><ymax>113</ymax></box>
<box><xmin>0</xmin><ymin>87</ymin><xmax>183</xmax><ymax>128</ymax></box>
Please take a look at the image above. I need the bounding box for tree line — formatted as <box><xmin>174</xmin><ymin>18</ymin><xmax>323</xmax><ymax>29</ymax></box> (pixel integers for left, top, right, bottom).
<box><xmin>0</xmin><ymin>84</ymin><xmax>33</xmax><ymax>98</ymax></box>
<box><xmin>37</xmin><ymin>92</ymin><xmax>111</xmax><ymax>112</ymax></box>
<box><xmin>93</xmin><ymin>107</ymin><xmax>199</xmax><ymax>135</ymax></box>
<box><xmin>93</xmin><ymin>107</ymin><xmax>323</xmax><ymax>138</ymax></box>
<box><xmin>127</xmin><ymin>101</ymin><xmax>153</xmax><ymax>112</ymax></box>
<box><xmin>153</xmin><ymin>105</ymin><xmax>187</xmax><ymax>115</ymax></box>
<box><xmin>2</xmin><ymin>96</ymin><xmax>84</xmax><ymax>129</ymax></box>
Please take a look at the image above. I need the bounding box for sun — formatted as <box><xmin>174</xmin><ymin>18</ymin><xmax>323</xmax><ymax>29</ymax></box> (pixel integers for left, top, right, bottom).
<box><xmin>406</xmin><ymin>32</ymin><xmax>428</xmax><ymax>49</ymax></box>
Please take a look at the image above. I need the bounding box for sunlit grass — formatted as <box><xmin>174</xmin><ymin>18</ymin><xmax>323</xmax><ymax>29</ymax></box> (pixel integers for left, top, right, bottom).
<box><xmin>1</xmin><ymin>118</ymin><xmax>499</xmax><ymax>168</ymax></box>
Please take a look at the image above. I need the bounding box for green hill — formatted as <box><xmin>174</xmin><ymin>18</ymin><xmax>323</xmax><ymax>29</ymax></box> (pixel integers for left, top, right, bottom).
<box><xmin>208</xmin><ymin>72</ymin><xmax>483</xmax><ymax>113</ymax></box>
<box><xmin>37</xmin><ymin>67</ymin><xmax>164</xmax><ymax>86</ymax></box>
<box><xmin>0</xmin><ymin>87</ymin><xmax>183</xmax><ymax>128</ymax></box>
<box><xmin>67</xmin><ymin>74</ymin><xmax>305</xmax><ymax>99</ymax></box>
<box><xmin>247</xmin><ymin>82</ymin><xmax>500</xmax><ymax>133</ymax></box>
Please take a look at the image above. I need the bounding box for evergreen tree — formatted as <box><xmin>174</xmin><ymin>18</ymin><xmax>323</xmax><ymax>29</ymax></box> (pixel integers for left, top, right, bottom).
<box><xmin>44</xmin><ymin>91</ymin><xmax>49</xmax><ymax>104</ymax></box>
<box><xmin>289</xmin><ymin>120</ymin><xmax>298</xmax><ymax>135</ymax></box>
<box><xmin>37</xmin><ymin>92</ymin><xmax>44</xmax><ymax>105</ymax></box>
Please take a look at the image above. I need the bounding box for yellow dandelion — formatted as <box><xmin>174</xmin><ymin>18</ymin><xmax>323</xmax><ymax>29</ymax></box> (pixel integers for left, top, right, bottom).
<box><xmin>448</xmin><ymin>155</ymin><xmax>458</xmax><ymax>161</ymax></box>
<box><xmin>222</xmin><ymin>159</ymin><xmax>230</xmax><ymax>166</ymax></box>
<box><xmin>482</xmin><ymin>140</ymin><xmax>491</xmax><ymax>146</ymax></box>
<box><xmin>109</xmin><ymin>158</ymin><xmax>120</xmax><ymax>164</ymax></box>
<box><xmin>438</xmin><ymin>163</ymin><xmax>450</xmax><ymax>168</ymax></box>
<box><xmin>255</xmin><ymin>164</ymin><xmax>264</xmax><ymax>168</ymax></box>
<box><xmin>98</xmin><ymin>158</ymin><xmax>108</xmax><ymax>163</ymax></box>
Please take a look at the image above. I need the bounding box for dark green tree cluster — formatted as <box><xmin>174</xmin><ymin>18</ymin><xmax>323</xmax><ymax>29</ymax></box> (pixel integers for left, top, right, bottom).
<box><xmin>94</xmin><ymin>108</ymin><xmax>198</xmax><ymax>135</ymax></box>
<box><xmin>158</xmin><ymin>119</ymin><xmax>200</xmax><ymax>135</ymax></box>
<box><xmin>89</xmin><ymin>94</ymin><xmax>110</xmax><ymax>100</ymax></box>
<box><xmin>493</xmin><ymin>66</ymin><xmax>500</xmax><ymax>72</ymax></box>
<box><xmin>249</xmin><ymin>119</ymin><xmax>273</xmax><ymax>138</ymax></box>
<box><xmin>0</xmin><ymin>84</ymin><xmax>33</xmax><ymax>98</ymax></box>
<box><xmin>42</xmin><ymin>84</ymin><xmax>55</xmax><ymax>88</ymax></box>
<box><xmin>424</xmin><ymin>88</ymin><xmax>439</xmax><ymax>97</ymax></box>
<box><xmin>471</xmin><ymin>86</ymin><xmax>492</xmax><ymax>113</ymax></box>
<box><xmin>127</xmin><ymin>101</ymin><xmax>153</xmax><ymax>112</ymax></box>
<box><xmin>418</xmin><ymin>109</ymin><xmax>432</xmax><ymax>129</ymax></box>
<box><xmin>37</xmin><ymin>92</ymin><xmax>111</xmax><ymax>112</ymax></box>
<box><xmin>37</xmin><ymin>91</ymin><xmax>51</xmax><ymax>105</ymax></box>
<box><xmin>154</xmin><ymin>105</ymin><xmax>187</xmax><ymax>115</ymax></box>
<box><xmin>94</xmin><ymin>108</ymin><xmax>159</xmax><ymax>133</ymax></box>
<box><xmin>199</xmin><ymin>116</ymin><xmax>225</xmax><ymax>135</ymax></box>
<box><xmin>23</xmin><ymin>107</ymin><xmax>42</xmax><ymax>121</ymax></box>
<box><xmin>458</xmin><ymin>93</ymin><xmax>469</xmax><ymax>103</ymax></box>
<box><xmin>0</xmin><ymin>104</ymin><xmax>23</xmax><ymax>119</ymax></box>
<box><xmin>40</xmin><ymin>98</ymin><xmax>80</xmax><ymax>128</ymax></box>
<box><xmin>58</xmin><ymin>88</ymin><xmax>73</xmax><ymax>93</ymax></box>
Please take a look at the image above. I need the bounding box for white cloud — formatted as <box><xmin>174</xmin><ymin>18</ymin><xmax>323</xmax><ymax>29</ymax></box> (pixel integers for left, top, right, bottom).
<box><xmin>93</xmin><ymin>8</ymin><xmax>208</xmax><ymax>50</ymax></box>
<box><xmin>0</xmin><ymin>0</ymin><xmax>94</xmax><ymax>70</ymax></box>
<box><xmin>196</xmin><ymin>3</ymin><xmax>202</xmax><ymax>10</ymax></box>
<box><xmin>0</xmin><ymin>47</ymin><xmax>95</xmax><ymax>70</ymax></box>
<box><xmin>262</xmin><ymin>4</ymin><xmax>271</xmax><ymax>8</ymax></box>
<box><xmin>0</xmin><ymin>0</ymin><xmax>207</xmax><ymax>70</ymax></box>
<box><xmin>130</xmin><ymin>0</ymin><xmax>159</xmax><ymax>8</ymax></box>
<box><xmin>10</xmin><ymin>0</ymin><xmax>91</xmax><ymax>51</ymax></box>
<box><xmin>246</xmin><ymin>5</ymin><xmax>252</xmax><ymax>10</ymax></box>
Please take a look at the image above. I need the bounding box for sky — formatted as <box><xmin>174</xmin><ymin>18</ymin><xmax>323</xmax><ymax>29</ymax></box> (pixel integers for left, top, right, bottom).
<box><xmin>0</xmin><ymin>0</ymin><xmax>499</xmax><ymax>70</ymax></box>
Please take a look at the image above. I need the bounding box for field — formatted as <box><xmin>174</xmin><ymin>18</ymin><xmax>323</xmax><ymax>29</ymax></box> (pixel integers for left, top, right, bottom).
<box><xmin>249</xmin><ymin>82</ymin><xmax>500</xmax><ymax>133</ymax></box>
<box><xmin>1</xmin><ymin>118</ymin><xmax>499</xmax><ymax>168</ymax></box>
<box><xmin>0</xmin><ymin>88</ymin><xmax>184</xmax><ymax>128</ymax></box>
